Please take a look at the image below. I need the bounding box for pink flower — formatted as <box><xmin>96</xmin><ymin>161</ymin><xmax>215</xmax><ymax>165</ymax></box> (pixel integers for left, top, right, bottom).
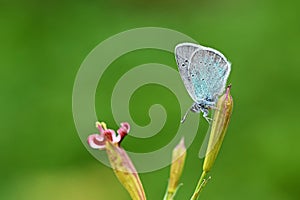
<box><xmin>87</xmin><ymin>122</ymin><xmax>130</xmax><ymax>150</ymax></box>
<box><xmin>87</xmin><ymin>121</ymin><xmax>146</xmax><ymax>199</ymax></box>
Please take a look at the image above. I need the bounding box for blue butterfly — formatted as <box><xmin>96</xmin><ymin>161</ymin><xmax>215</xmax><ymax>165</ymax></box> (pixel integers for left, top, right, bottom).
<box><xmin>175</xmin><ymin>43</ymin><xmax>231</xmax><ymax>123</ymax></box>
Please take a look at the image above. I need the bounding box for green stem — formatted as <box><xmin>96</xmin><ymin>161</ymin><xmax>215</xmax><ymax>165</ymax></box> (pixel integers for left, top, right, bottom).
<box><xmin>164</xmin><ymin>192</ymin><xmax>174</xmax><ymax>200</ymax></box>
<box><xmin>163</xmin><ymin>183</ymin><xmax>182</xmax><ymax>200</ymax></box>
<box><xmin>190</xmin><ymin>171</ymin><xmax>208</xmax><ymax>200</ymax></box>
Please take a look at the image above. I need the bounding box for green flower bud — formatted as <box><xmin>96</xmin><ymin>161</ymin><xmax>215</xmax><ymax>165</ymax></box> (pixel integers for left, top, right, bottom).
<box><xmin>165</xmin><ymin>138</ymin><xmax>187</xmax><ymax>200</ymax></box>
<box><xmin>203</xmin><ymin>85</ymin><xmax>233</xmax><ymax>172</ymax></box>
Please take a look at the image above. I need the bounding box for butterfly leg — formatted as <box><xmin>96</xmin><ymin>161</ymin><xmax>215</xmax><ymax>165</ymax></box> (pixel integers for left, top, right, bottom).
<box><xmin>202</xmin><ymin>109</ymin><xmax>212</xmax><ymax>123</ymax></box>
<box><xmin>181</xmin><ymin>103</ymin><xmax>199</xmax><ymax>123</ymax></box>
<box><xmin>180</xmin><ymin>108</ymin><xmax>190</xmax><ymax>123</ymax></box>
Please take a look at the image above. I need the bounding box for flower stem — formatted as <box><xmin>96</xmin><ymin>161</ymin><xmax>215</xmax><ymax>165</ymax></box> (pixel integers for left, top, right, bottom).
<box><xmin>164</xmin><ymin>185</ymin><xmax>180</xmax><ymax>200</ymax></box>
<box><xmin>190</xmin><ymin>171</ymin><xmax>208</xmax><ymax>200</ymax></box>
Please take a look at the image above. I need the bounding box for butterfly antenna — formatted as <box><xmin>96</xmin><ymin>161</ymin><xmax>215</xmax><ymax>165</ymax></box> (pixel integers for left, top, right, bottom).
<box><xmin>180</xmin><ymin>108</ymin><xmax>191</xmax><ymax>123</ymax></box>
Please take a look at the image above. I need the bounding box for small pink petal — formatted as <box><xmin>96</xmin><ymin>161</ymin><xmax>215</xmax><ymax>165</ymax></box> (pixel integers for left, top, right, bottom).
<box><xmin>117</xmin><ymin>122</ymin><xmax>130</xmax><ymax>144</ymax></box>
<box><xmin>117</xmin><ymin>122</ymin><xmax>130</xmax><ymax>137</ymax></box>
<box><xmin>122</xmin><ymin>122</ymin><xmax>130</xmax><ymax>132</ymax></box>
<box><xmin>87</xmin><ymin>134</ymin><xmax>106</xmax><ymax>150</ymax></box>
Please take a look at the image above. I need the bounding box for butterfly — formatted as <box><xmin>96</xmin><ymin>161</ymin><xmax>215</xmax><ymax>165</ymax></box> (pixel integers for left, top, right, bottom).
<box><xmin>175</xmin><ymin>43</ymin><xmax>231</xmax><ymax>123</ymax></box>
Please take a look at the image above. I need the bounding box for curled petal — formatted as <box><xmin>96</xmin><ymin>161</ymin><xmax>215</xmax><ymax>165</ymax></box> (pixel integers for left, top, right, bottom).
<box><xmin>117</xmin><ymin>122</ymin><xmax>130</xmax><ymax>143</ymax></box>
<box><xmin>120</xmin><ymin>122</ymin><xmax>130</xmax><ymax>133</ymax></box>
<box><xmin>87</xmin><ymin>134</ymin><xmax>106</xmax><ymax>150</ymax></box>
<box><xmin>88</xmin><ymin>122</ymin><xmax>130</xmax><ymax>150</ymax></box>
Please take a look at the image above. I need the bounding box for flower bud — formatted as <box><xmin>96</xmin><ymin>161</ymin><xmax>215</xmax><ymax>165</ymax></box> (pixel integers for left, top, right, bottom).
<box><xmin>203</xmin><ymin>85</ymin><xmax>233</xmax><ymax>172</ymax></box>
<box><xmin>165</xmin><ymin>138</ymin><xmax>186</xmax><ymax>200</ymax></box>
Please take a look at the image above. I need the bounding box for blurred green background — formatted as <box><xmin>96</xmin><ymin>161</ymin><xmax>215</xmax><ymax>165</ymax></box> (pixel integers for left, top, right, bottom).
<box><xmin>1</xmin><ymin>0</ymin><xmax>300</xmax><ymax>199</ymax></box>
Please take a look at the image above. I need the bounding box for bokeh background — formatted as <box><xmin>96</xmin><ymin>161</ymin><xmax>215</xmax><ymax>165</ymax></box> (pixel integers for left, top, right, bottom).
<box><xmin>1</xmin><ymin>0</ymin><xmax>300</xmax><ymax>199</ymax></box>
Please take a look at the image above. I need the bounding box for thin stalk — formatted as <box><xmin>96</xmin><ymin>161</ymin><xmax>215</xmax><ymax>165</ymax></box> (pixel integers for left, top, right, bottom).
<box><xmin>190</xmin><ymin>171</ymin><xmax>208</xmax><ymax>200</ymax></box>
<box><xmin>163</xmin><ymin>183</ymin><xmax>182</xmax><ymax>200</ymax></box>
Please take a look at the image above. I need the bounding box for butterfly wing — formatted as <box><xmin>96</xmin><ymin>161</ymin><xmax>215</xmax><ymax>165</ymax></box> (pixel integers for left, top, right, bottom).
<box><xmin>189</xmin><ymin>47</ymin><xmax>231</xmax><ymax>103</ymax></box>
<box><xmin>175</xmin><ymin>43</ymin><xmax>202</xmax><ymax>101</ymax></box>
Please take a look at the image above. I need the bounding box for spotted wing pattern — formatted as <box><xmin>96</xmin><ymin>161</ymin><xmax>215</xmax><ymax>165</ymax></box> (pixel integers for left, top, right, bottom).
<box><xmin>188</xmin><ymin>48</ymin><xmax>231</xmax><ymax>103</ymax></box>
<box><xmin>175</xmin><ymin>43</ymin><xmax>201</xmax><ymax>100</ymax></box>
